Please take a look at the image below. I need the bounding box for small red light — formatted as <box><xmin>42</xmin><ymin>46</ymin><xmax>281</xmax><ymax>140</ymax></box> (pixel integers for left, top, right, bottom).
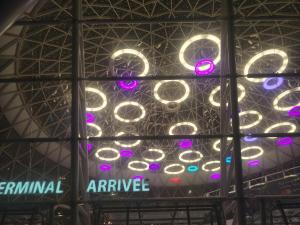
<box><xmin>169</xmin><ymin>177</ymin><xmax>182</xmax><ymax>184</ymax></box>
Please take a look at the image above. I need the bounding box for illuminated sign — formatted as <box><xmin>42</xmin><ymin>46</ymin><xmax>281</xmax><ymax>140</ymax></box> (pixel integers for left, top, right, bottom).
<box><xmin>0</xmin><ymin>179</ymin><xmax>150</xmax><ymax>195</ymax></box>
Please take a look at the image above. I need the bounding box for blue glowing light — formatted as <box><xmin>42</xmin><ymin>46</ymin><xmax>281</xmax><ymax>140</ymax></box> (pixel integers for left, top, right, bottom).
<box><xmin>263</xmin><ymin>77</ymin><xmax>284</xmax><ymax>90</ymax></box>
<box><xmin>225</xmin><ymin>156</ymin><xmax>232</xmax><ymax>165</ymax></box>
<box><xmin>187</xmin><ymin>165</ymin><xmax>199</xmax><ymax>173</ymax></box>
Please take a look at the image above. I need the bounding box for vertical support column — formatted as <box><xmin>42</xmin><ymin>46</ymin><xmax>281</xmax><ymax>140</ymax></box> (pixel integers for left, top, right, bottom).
<box><xmin>71</xmin><ymin>0</ymin><xmax>81</xmax><ymax>224</ymax></box>
<box><xmin>260</xmin><ymin>199</ymin><xmax>267</xmax><ymax>225</ymax></box>
<box><xmin>225</xmin><ymin>0</ymin><xmax>246</xmax><ymax>224</ymax></box>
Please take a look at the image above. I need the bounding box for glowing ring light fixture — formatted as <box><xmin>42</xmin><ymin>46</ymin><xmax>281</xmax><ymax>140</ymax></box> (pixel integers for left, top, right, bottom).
<box><xmin>264</xmin><ymin>122</ymin><xmax>296</xmax><ymax>139</ymax></box>
<box><xmin>114</xmin><ymin>132</ymin><xmax>141</xmax><ymax>148</ymax></box>
<box><xmin>202</xmin><ymin>161</ymin><xmax>220</xmax><ymax>172</ymax></box>
<box><xmin>87</xmin><ymin>123</ymin><xmax>102</xmax><ymax>137</ymax></box>
<box><xmin>273</xmin><ymin>87</ymin><xmax>300</xmax><ymax>111</ymax></box>
<box><xmin>168</xmin><ymin>122</ymin><xmax>198</xmax><ymax>135</ymax></box>
<box><xmin>209</xmin><ymin>84</ymin><xmax>246</xmax><ymax>107</ymax></box>
<box><xmin>154</xmin><ymin>80</ymin><xmax>190</xmax><ymax>104</ymax></box>
<box><xmin>241</xmin><ymin>146</ymin><xmax>264</xmax><ymax>160</ymax></box>
<box><xmin>164</xmin><ymin>164</ymin><xmax>185</xmax><ymax>175</ymax></box>
<box><xmin>179</xmin><ymin>34</ymin><xmax>221</xmax><ymax>71</ymax></box>
<box><xmin>239</xmin><ymin>110</ymin><xmax>263</xmax><ymax>130</ymax></box>
<box><xmin>114</xmin><ymin>101</ymin><xmax>146</xmax><ymax>123</ymax></box>
<box><xmin>243</xmin><ymin>49</ymin><xmax>288</xmax><ymax>83</ymax></box>
<box><xmin>178</xmin><ymin>150</ymin><xmax>203</xmax><ymax>163</ymax></box>
<box><xmin>95</xmin><ymin>147</ymin><xmax>120</xmax><ymax>161</ymax></box>
<box><xmin>111</xmin><ymin>49</ymin><xmax>149</xmax><ymax>77</ymax></box>
<box><xmin>143</xmin><ymin>149</ymin><xmax>165</xmax><ymax>162</ymax></box>
<box><xmin>213</xmin><ymin>137</ymin><xmax>233</xmax><ymax>152</ymax></box>
<box><xmin>194</xmin><ymin>58</ymin><xmax>215</xmax><ymax>76</ymax></box>
<box><xmin>128</xmin><ymin>161</ymin><xmax>149</xmax><ymax>171</ymax></box>
<box><xmin>263</xmin><ymin>77</ymin><xmax>284</xmax><ymax>90</ymax></box>
<box><xmin>85</xmin><ymin>87</ymin><xmax>107</xmax><ymax>112</ymax></box>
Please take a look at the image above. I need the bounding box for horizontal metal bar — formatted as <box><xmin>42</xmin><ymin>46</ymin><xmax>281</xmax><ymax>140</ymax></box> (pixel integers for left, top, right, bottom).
<box><xmin>0</xmin><ymin>137</ymin><xmax>71</xmax><ymax>143</ymax></box>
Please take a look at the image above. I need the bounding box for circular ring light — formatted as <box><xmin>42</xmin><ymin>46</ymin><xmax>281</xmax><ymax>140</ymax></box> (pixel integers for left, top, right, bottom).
<box><xmin>243</xmin><ymin>136</ymin><xmax>257</xmax><ymax>142</ymax></box>
<box><xmin>288</xmin><ymin>106</ymin><xmax>300</xmax><ymax>117</ymax></box>
<box><xmin>99</xmin><ymin>164</ymin><xmax>112</xmax><ymax>171</ymax></box>
<box><xmin>276</xmin><ymin>137</ymin><xmax>293</xmax><ymax>146</ymax></box>
<box><xmin>243</xmin><ymin>49</ymin><xmax>288</xmax><ymax>83</ymax></box>
<box><xmin>273</xmin><ymin>87</ymin><xmax>300</xmax><ymax>111</ymax></box>
<box><xmin>179</xmin><ymin>150</ymin><xmax>203</xmax><ymax>163</ymax></box>
<box><xmin>247</xmin><ymin>160</ymin><xmax>260</xmax><ymax>167</ymax></box>
<box><xmin>210</xmin><ymin>173</ymin><xmax>221</xmax><ymax>180</ymax></box>
<box><xmin>128</xmin><ymin>161</ymin><xmax>149</xmax><ymax>171</ymax></box>
<box><xmin>111</xmin><ymin>49</ymin><xmax>149</xmax><ymax>77</ymax></box>
<box><xmin>86</xmin><ymin>113</ymin><xmax>95</xmax><ymax>123</ymax></box>
<box><xmin>118</xmin><ymin>80</ymin><xmax>139</xmax><ymax>90</ymax></box>
<box><xmin>239</xmin><ymin>110</ymin><xmax>263</xmax><ymax>130</ymax></box>
<box><xmin>153</xmin><ymin>80</ymin><xmax>190</xmax><ymax>104</ymax></box>
<box><xmin>149</xmin><ymin>162</ymin><xmax>161</xmax><ymax>171</ymax></box>
<box><xmin>213</xmin><ymin>138</ymin><xmax>233</xmax><ymax>152</ymax></box>
<box><xmin>143</xmin><ymin>149</ymin><xmax>165</xmax><ymax>162</ymax></box>
<box><xmin>95</xmin><ymin>147</ymin><xmax>120</xmax><ymax>161</ymax></box>
<box><xmin>202</xmin><ymin>161</ymin><xmax>220</xmax><ymax>172</ymax></box>
<box><xmin>241</xmin><ymin>146</ymin><xmax>264</xmax><ymax>160</ymax></box>
<box><xmin>120</xmin><ymin>149</ymin><xmax>134</xmax><ymax>158</ymax></box>
<box><xmin>194</xmin><ymin>58</ymin><xmax>215</xmax><ymax>76</ymax></box>
<box><xmin>114</xmin><ymin>101</ymin><xmax>146</xmax><ymax>123</ymax></box>
<box><xmin>179</xmin><ymin>34</ymin><xmax>221</xmax><ymax>71</ymax></box>
<box><xmin>87</xmin><ymin>123</ymin><xmax>102</xmax><ymax>137</ymax></box>
<box><xmin>114</xmin><ymin>132</ymin><xmax>141</xmax><ymax>148</ymax></box>
<box><xmin>85</xmin><ymin>87</ymin><xmax>107</xmax><ymax>112</ymax></box>
<box><xmin>264</xmin><ymin>122</ymin><xmax>296</xmax><ymax>139</ymax></box>
<box><xmin>164</xmin><ymin>164</ymin><xmax>185</xmax><ymax>175</ymax></box>
<box><xmin>187</xmin><ymin>165</ymin><xmax>199</xmax><ymax>173</ymax></box>
<box><xmin>263</xmin><ymin>77</ymin><xmax>284</xmax><ymax>90</ymax></box>
<box><xmin>209</xmin><ymin>84</ymin><xmax>246</xmax><ymax>107</ymax></box>
<box><xmin>168</xmin><ymin>122</ymin><xmax>198</xmax><ymax>135</ymax></box>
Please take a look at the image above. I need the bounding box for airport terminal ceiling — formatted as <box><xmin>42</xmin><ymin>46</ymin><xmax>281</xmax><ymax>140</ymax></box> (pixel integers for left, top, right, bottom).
<box><xmin>1</xmin><ymin>0</ymin><xmax>300</xmax><ymax>201</ymax></box>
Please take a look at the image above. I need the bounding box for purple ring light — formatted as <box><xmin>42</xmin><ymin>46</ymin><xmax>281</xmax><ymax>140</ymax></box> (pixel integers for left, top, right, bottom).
<box><xmin>288</xmin><ymin>106</ymin><xmax>300</xmax><ymax>117</ymax></box>
<box><xmin>210</xmin><ymin>173</ymin><xmax>221</xmax><ymax>180</ymax></box>
<box><xmin>178</xmin><ymin>139</ymin><xmax>193</xmax><ymax>149</ymax></box>
<box><xmin>86</xmin><ymin>113</ymin><xmax>95</xmax><ymax>123</ymax></box>
<box><xmin>120</xmin><ymin>149</ymin><xmax>134</xmax><ymax>158</ymax></box>
<box><xmin>80</xmin><ymin>143</ymin><xmax>93</xmax><ymax>154</ymax></box>
<box><xmin>276</xmin><ymin>137</ymin><xmax>293</xmax><ymax>146</ymax></box>
<box><xmin>132</xmin><ymin>175</ymin><xmax>144</xmax><ymax>180</ymax></box>
<box><xmin>263</xmin><ymin>77</ymin><xmax>284</xmax><ymax>90</ymax></box>
<box><xmin>117</xmin><ymin>80</ymin><xmax>139</xmax><ymax>90</ymax></box>
<box><xmin>149</xmin><ymin>162</ymin><xmax>161</xmax><ymax>171</ymax></box>
<box><xmin>194</xmin><ymin>58</ymin><xmax>215</xmax><ymax>76</ymax></box>
<box><xmin>247</xmin><ymin>160</ymin><xmax>260</xmax><ymax>167</ymax></box>
<box><xmin>243</xmin><ymin>136</ymin><xmax>258</xmax><ymax>142</ymax></box>
<box><xmin>99</xmin><ymin>164</ymin><xmax>112</xmax><ymax>171</ymax></box>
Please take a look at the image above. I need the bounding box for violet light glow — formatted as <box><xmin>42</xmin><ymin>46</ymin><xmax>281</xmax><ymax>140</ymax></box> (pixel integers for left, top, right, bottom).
<box><xmin>276</xmin><ymin>137</ymin><xmax>293</xmax><ymax>146</ymax></box>
<box><xmin>247</xmin><ymin>160</ymin><xmax>260</xmax><ymax>167</ymax></box>
<box><xmin>210</xmin><ymin>173</ymin><xmax>221</xmax><ymax>180</ymax></box>
<box><xmin>194</xmin><ymin>58</ymin><xmax>215</xmax><ymax>76</ymax></box>
<box><xmin>117</xmin><ymin>80</ymin><xmax>139</xmax><ymax>90</ymax></box>
<box><xmin>132</xmin><ymin>175</ymin><xmax>144</xmax><ymax>180</ymax></box>
<box><xmin>263</xmin><ymin>77</ymin><xmax>284</xmax><ymax>90</ymax></box>
<box><xmin>243</xmin><ymin>136</ymin><xmax>258</xmax><ymax>142</ymax></box>
<box><xmin>149</xmin><ymin>162</ymin><xmax>161</xmax><ymax>171</ymax></box>
<box><xmin>86</xmin><ymin>113</ymin><xmax>95</xmax><ymax>123</ymax></box>
<box><xmin>80</xmin><ymin>143</ymin><xmax>93</xmax><ymax>154</ymax></box>
<box><xmin>99</xmin><ymin>164</ymin><xmax>112</xmax><ymax>171</ymax></box>
<box><xmin>288</xmin><ymin>106</ymin><xmax>300</xmax><ymax>117</ymax></box>
<box><xmin>120</xmin><ymin>149</ymin><xmax>134</xmax><ymax>158</ymax></box>
<box><xmin>178</xmin><ymin>139</ymin><xmax>193</xmax><ymax>149</ymax></box>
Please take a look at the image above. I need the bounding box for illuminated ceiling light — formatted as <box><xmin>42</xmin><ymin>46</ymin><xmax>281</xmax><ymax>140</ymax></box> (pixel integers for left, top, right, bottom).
<box><xmin>87</xmin><ymin>123</ymin><xmax>102</xmax><ymax>138</ymax></box>
<box><xmin>264</xmin><ymin>122</ymin><xmax>296</xmax><ymax>139</ymax></box>
<box><xmin>99</xmin><ymin>164</ymin><xmax>112</xmax><ymax>171</ymax></box>
<box><xmin>85</xmin><ymin>87</ymin><xmax>107</xmax><ymax>112</ymax></box>
<box><xmin>132</xmin><ymin>175</ymin><xmax>144</xmax><ymax>180</ymax></box>
<box><xmin>118</xmin><ymin>80</ymin><xmax>139</xmax><ymax>90</ymax></box>
<box><xmin>178</xmin><ymin>139</ymin><xmax>193</xmax><ymax>149</ymax></box>
<box><xmin>247</xmin><ymin>159</ymin><xmax>260</xmax><ymax>167</ymax></box>
<box><xmin>114</xmin><ymin>132</ymin><xmax>141</xmax><ymax>148</ymax></box>
<box><xmin>149</xmin><ymin>162</ymin><xmax>161</xmax><ymax>171</ymax></box>
<box><xmin>120</xmin><ymin>149</ymin><xmax>134</xmax><ymax>158</ymax></box>
<box><xmin>187</xmin><ymin>165</ymin><xmax>199</xmax><ymax>173</ymax></box>
<box><xmin>209</xmin><ymin>84</ymin><xmax>246</xmax><ymax>107</ymax></box>
<box><xmin>288</xmin><ymin>106</ymin><xmax>300</xmax><ymax>117</ymax></box>
<box><xmin>153</xmin><ymin>80</ymin><xmax>190</xmax><ymax>104</ymax></box>
<box><xmin>80</xmin><ymin>143</ymin><xmax>93</xmax><ymax>154</ymax></box>
<box><xmin>239</xmin><ymin>110</ymin><xmax>263</xmax><ymax>130</ymax></box>
<box><xmin>169</xmin><ymin>177</ymin><xmax>182</xmax><ymax>184</ymax></box>
<box><xmin>210</xmin><ymin>173</ymin><xmax>221</xmax><ymax>180</ymax></box>
<box><xmin>111</xmin><ymin>49</ymin><xmax>149</xmax><ymax>77</ymax></box>
<box><xmin>86</xmin><ymin>113</ymin><xmax>95</xmax><ymax>123</ymax></box>
<box><xmin>178</xmin><ymin>150</ymin><xmax>203</xmax><ymax>163</ymax></box>
<box><xmin>114</xmin><ymin>101</ymin><xmax>146</xmax><ymax>123</ymax></box>
<box><xmin>202</xmin><ymin>161</ymin><xmax>221</xmax><ymax>172</ymax></box>
<box><xmin>194</xmin><ymin>58</ymin><xmax>215</xmax><ymax>76</ymax></box>
<box><xmin>263</xmin><ymin>77</ymin><xmax>284</xmax><ymax>90</ymax></box>
<box><xmin>95</xmin><ymin>147</ymin><xmax>120</xmax><ymax>161</ymax></box>
<box><xmin>213</xmin><ymin>137</ymin><xmax>233</xmax><ymax>152</ymax></box>
<box><xmin>243</xmin><ymin>136</ymin><xmax>257</xmax><ymax>142</ymax></box>
<box><xmin>276</xmin><ymin>137</ymin><xmax>293</xmax><ymax>146</ymax></box>
<box><xmin>168</xmin><ymin>122</ymin><xmax>198</xmax><ymax>135</ymax></box>
<box><xmin>179</xmin><ymin>34</ymin><xmax>221</xmax><ymax>71</ymax></box>
<box><xmin>273</xmin><ymin>87</ymin><xmax>300</xmax><ymax>111</ymax></box>
<box><xmin>164</xmin><ymin>164</ymin><xmax>185</xmax><ymax>175</ymax></box>
<box><xmin>143</xmin><ymin>149</ymin><xmax>165</xmax><ymax>162</ymax></box>
<box><xmin>225</xmin><ymin>156</ymin><xmax>232</xmax><ymax>165</ymax></box>
<box><xmin>241</xmin><ymin>146</ymin><xmax>264</xmax><ymax>160</ymax></box>
<box><xmin>128</xmin><ymin>161</ymin><xmax>149</xmax><ymax>171</ymax></box>
<box><xmin>243</xmin><ymin>49</ymin><xmax>288</xmax><ymax>83</ymax></box>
